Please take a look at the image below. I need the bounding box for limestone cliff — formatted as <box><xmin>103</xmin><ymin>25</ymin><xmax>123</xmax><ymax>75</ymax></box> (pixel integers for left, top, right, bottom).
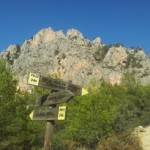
<box><xmin>1</xmin><ymin>27</ymin><xmax>150</xmax><ymax>89</ymax></box>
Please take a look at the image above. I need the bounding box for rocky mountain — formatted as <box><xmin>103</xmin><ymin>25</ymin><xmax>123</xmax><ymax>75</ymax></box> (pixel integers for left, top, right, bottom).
<box><xmin>1</xmin><ymin>27</ymin><xmax>150</xmax><ymax>89</ymax></box>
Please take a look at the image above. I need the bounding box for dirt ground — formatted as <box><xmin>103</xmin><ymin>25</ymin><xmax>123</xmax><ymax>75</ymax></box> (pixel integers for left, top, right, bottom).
<box><xmin>139</xmin><ymin>126</ymin><xmax>150</xmax><ymax>150</ymax></box>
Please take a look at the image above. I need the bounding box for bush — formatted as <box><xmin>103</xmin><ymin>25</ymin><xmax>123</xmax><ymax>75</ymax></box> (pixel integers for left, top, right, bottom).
<box><xmin>93</xmin><ymin>45</ymin><xmax>110</xmax><ymax>61</ymax></box>
<box><xmin>97</xmin><ymin>132</ymin><xmax>142</xmax><ymax>150</ymax></box>
<box><xmin>52</xmin><ymin>76</ymin><xmax>150</xmax><ymax>149</ymax></box>
<box><xmin>1</xmin><ymin>61</ymin><xmax>149</xmax><ymax>150</ymax></box>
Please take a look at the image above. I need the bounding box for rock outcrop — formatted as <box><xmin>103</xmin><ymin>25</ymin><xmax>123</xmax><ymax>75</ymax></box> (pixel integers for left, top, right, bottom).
<box><xmin>1</xmin><ymin>27</ymin><xmax>150</xmax><ymax>89</ymax></box>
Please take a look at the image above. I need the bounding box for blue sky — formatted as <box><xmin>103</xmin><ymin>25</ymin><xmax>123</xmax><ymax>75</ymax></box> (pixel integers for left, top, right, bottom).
<box><xmin>0</xmin><ymin>0</ymin><xmax>150</xmax><ymax>54</ymax></box>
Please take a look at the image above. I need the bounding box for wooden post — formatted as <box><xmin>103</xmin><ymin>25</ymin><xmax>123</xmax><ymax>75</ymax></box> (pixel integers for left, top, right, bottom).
<box><xmin>44</xmin><ymin>120</ymin><xmax>55</xmax><ymax>150</ymax></box>
<box><xmin>27</xmin><ymin>74</ymin><xmax>88</xmax><ymax>149</ymax></box>
<box><xmin>44</xmin><ymin>100</ymin><xmax>56</xmax><ymax>150</ymax></box>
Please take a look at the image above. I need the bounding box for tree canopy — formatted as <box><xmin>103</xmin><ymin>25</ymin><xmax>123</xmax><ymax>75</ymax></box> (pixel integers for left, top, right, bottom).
<box><xmin>0</xmin><ymin>59</ymin><xmax>149</xmax><ymax>150</ymax></box>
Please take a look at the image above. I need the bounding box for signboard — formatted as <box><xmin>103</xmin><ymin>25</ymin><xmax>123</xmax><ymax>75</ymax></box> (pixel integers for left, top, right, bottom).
<box><xmin>82</xmin><ymin>88</ymin><xmax>89</xmax><ymax>95</ymax></box>
<box><xmin>29</xmin><ymin>106</ymin><xmax>66</xmax><ymax>121</ymax></box>
<box><xmin>29</xmin><ymin>107</ymin><xmax>58</xmax><ymax>121</ymax></box>
<box><xmin>58</xmin><ymin>106</ymin><xmax>66</xmax><ymax>120</ymax></box>
<box><xmin>28</xmin><ymin>73</ymin><xmax>40</xmax><ymax>86</ymax></box>
<box><xmin>28</xmin><ymin>73</ymin><xmax>89</xmax><ymax>122</ymax></box>
<box><xmin>28</xmin><ymin>73</ymin><xmax>88</xmax><ymax>96</ymax></box>
<box><xmin>28</xmin><ymin>72</ymin><xmax>88</xmax><ymax>149</ymax></box>
<box><xmin>35</xmin><ymin>90</ymin><xmax>74</xmax><ymax>106</ymax></box>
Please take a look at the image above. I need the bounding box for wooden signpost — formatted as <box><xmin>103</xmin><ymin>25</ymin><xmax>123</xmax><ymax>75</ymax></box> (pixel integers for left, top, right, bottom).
<box><xmin>35</xmin><ymin>90</ymin><xmax>74</xmax><ymax>106</ymax></box>
<box><xmin>28</xmin><ymin>73</ymin><xmax>88</xmax><ymax>150</ymax></box>
<box><xmin>29</xmin><ymin>106</ymin><xmax>67</xmax><ymax>121</ymax></box>
<box><xmin>28</xmin><ymin>73</ymin><xmax>88</xmax><ymax>95</ymax></box>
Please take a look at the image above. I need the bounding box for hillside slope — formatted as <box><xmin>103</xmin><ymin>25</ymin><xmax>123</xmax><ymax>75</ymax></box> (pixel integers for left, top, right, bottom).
<box><xmin>1</xmin><ymin>27</ymin><xmax>150</xmax><ymax>89</ymax></box>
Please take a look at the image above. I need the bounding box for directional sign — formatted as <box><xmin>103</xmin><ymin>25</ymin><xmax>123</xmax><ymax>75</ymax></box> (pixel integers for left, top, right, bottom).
<box><xmin>28</xmin><ymin>73</ymin><xmax>88</xmax><ymax>96</ymax></box>
<box><xmin>82</xmin><ymin>88</ymin><xmax>89</xmax><ymax>95</ymax></box>
<box><xmin>29</xmin><ymin>106</ymin><xmax>67</xmax><ymax>121</ymax></box>
<box><xmin>58</xmin><ymin>106</ymin><xmax>66</xmax><ymax>120</ymax></box>
<box><xmin>35</xmin><ymin>90</ymin><xmax>74</xmax><ymax>106</ymax></box>
<box><xmin>29</xmin><ymin>107</ymin><xmax>58</xmax><ymax>121</ymax></box>
<box><xmin>28</xmin><ymin>73</ymin><xmax>40</xmax><ymax>86</ymax></box>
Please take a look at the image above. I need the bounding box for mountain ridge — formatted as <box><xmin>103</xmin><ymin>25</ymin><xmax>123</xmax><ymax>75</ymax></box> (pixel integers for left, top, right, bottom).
<box><xmin>1</xmin><ymin>27</ymin><xmax>150</xmax><ymax>89</ymax></box>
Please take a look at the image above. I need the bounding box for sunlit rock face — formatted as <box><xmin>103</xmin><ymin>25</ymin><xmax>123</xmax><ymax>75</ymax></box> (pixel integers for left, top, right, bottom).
<box><xmin>1</xmin><ymin>27</ymin><xmax>150</xmax><ymax>89</ymax></box>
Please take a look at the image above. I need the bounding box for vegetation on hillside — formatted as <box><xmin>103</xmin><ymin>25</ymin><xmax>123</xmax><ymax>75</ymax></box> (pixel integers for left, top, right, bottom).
<box><xmin>0</xmin><ymin>58</ymin><xmax>149</xmax><ymax>149</ymax></box>
<box><xmin>0</xmin><ymin>59</ymin><xmax>46</xmax><ymax>149</ymax></box>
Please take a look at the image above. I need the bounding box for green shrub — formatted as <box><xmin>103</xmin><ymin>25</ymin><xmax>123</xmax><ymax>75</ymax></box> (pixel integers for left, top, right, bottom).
<box><xmin>93</xmin><ymin>45</ymin><xmax>110</xmax><ymax>61</ymax></box>
<box><xmin>54</xmin><ymin>49</ymin><xmax>59</xmax><ymax>55</ymax></box>
<box><xmin>97</xmin><ymin>132</ymin><xmax>142</xmax><ymax>150</ymax></box>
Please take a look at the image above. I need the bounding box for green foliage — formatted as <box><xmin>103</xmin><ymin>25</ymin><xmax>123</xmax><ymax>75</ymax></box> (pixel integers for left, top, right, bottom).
<box><xmin>62</xmin><ymin>53</ymin><xmax>66</xmax><ymax>59</ymax></box>
<box><xmin>0</xmin><ymin>60</ymin><xmax>150</xmax><ymax>150</ymax></box>
<box><xmin>32</xmin><ymin>86</ymin><xmax>50</xmax><ymax>100</ymax></box>
<box><xmin>0</xmin><ymin>59</ymin><xmax>18</xmax><ymax>149</ymax></box>
<box><xmin>52</xmin><ymin>74</ymin><xmax>150</xmax><ymax>149</ymax></box>
<box><xmin>98</xmin><ymin>132</ymin><xmax>142</xmax><ymax>150</ymax></box>
<box><xmin>133</xmin><ymin>85</ymin><xmax>150</xmax><ymax>126</ymax></box>
<box><xmin>56</xmin><ymin>84</ymin><xmax>123</xmax><ymax>148</ymax></box>
<box><xmin>72</xmin><ymin>35</ymin><xmax>78</xmax><ymax>40</ymax></box>
<box><xmin>130</xmin><ymin>46</ymin><xmax>143</xmax><ymax>51</ymax></box>
<box><xmin>2</xmin><ymin>91</ymin><xmax>44</xmax><ymax>149</ymax></box>
<box><xmin>125</xmin><ymin>53</ymin><xmax>142</xmax><ymax>68</ymax></box>
<box><xmin>121</xmin><ymin>72</ymin><xmax>139</xmax><ymax>92</ymax></box>
<box><xmin>0</xmin><ymin>59</ymin><xmax>46</xmax><ymax>149</ymax></box>
<box><xmin>94</xmin><ymin>43</ymin><xmax>124</xmax><ymax>55</ymax></box>
<box><xmin>54</xmin><ymin>49</ymin><xmax>59</xmax><ymax>55</ymax></box>
<box><xmin>85</xmin><ymin>78</ymin><xmax>101</xmax><ymax>92</ymax></box>
<box><xmin>0</xmin><ymin>59</ymin><xmax>17</xmax><ymax>101</ymax></box>
<box><xmin>93</xmin><ymin>45</ymin><xmax>110</xmax><ymax>61</ymax></box>
<box><xmin>111</xmin><ymin>43</ymin><xmax>124</xmax><ymax>47</ymax></box>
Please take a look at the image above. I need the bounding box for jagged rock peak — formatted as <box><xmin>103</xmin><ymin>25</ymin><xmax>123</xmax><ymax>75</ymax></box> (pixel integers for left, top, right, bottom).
<box><xmin>1</xmin><ymin>27</ymin><xmax>150</xmax><ymax>89</ymax></box>
<box><xmin>29</xmin><ymin>27</ymin><xmax>66</xmax><ymax>45</ymax></box>
<box><xmin>22</xmin><ymin>28</ymin><xmax>87</xmax><ymax>48</ymax></box>
<box><xmin>0</xmin><ymin>44</ymin><xmax>21</xmax><ymax>60</ymax></box>
<box><xmin>66</xmin><ymin>29</ymin><xmax>84</xmax><ymax>39</ymax></box>
<box><xmin>92</xmin><ymin>37</ymin><xmax>102</xmax><ymax>46</ymax></box>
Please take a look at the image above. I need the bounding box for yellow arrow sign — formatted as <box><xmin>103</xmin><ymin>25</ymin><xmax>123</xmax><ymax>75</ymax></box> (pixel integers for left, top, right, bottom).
<box><xmin>82</xmin><ymin>88</ymin><xmax>89</xmax><ymax>96</ymax></box>
<box><xmin>28</xmin><ymin>73</ymin><xmax>89</xmax><ymax>96</ymax></box>
<box><xmin>29</xmin><ymin>108</ymin><xmax>58</xmax><ymax>121</ymax></box>
<box><xmin>29</xmin><ymin>106</ymin><xmax>67</xmax><ymax>121</ymax></box>
<box><xmin>29</xmin><ymin>111</ymin><xmax>34</xmax><ymax>119</ymax></box>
